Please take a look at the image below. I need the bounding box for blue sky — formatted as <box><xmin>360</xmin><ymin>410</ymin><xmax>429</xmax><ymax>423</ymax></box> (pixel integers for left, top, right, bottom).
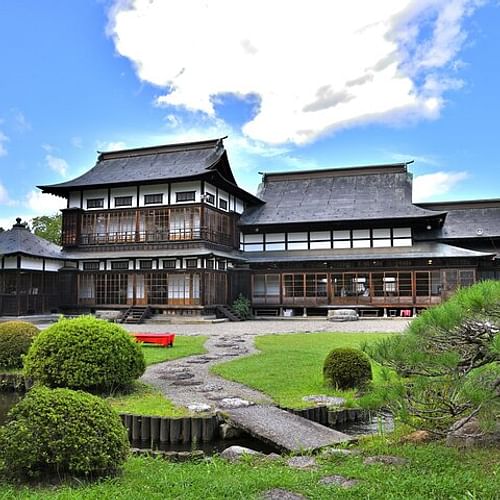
<box><xmin>0</xmin><ymin>0</ymin><xmax>499</xmax><ymax>229</ymax></box>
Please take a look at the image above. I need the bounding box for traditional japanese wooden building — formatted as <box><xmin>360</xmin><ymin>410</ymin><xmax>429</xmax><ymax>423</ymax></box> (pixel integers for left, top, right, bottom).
<box><xmin>1</xmin><ymin>137</ymin><xmax>497</xmax><ymax>317</ymax></box>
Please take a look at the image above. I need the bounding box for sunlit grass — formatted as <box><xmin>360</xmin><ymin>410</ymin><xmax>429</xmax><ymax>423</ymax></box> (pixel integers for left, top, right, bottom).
<box><xmin>212</xmin><ymin>333</ymin><xmax>395</xmax><ymax>408</ymax></box>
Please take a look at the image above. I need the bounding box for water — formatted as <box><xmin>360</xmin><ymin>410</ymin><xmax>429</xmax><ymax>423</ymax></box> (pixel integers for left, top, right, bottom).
<box><xmin>0</xmin><ymin>392</ymin><xmax>21</xmax><ymax>425</ymax></box>
<box><xmin>335</xmin><ymin>412</ymin><xmax>394</xmax><ymax>437</ymax></box>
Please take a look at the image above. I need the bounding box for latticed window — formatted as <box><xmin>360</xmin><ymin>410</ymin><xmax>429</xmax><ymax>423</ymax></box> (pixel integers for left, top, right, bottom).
<box><xmin>144</xmin><ymin>193</ymin><xmax>163</xmax><ymax>205</ymax></box>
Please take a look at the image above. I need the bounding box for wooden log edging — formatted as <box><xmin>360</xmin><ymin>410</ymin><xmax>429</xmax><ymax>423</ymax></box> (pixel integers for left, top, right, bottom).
<box><xmin>120</xmin><ymin>413</ymin><xmax>219</xmax><ymax>449</ymax></box>
<box><xmin>280</xmin><ymin>405</ymin><xmax>370</xmax><ymax>427</ymax></box>
<box><xmin>0</xmin><ymin>373</ymin><xmax>29</xmax><ymax>392</ymax></box>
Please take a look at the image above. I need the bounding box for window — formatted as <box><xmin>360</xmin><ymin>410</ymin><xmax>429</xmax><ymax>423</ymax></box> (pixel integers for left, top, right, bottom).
<box><xmin>204</xmin><ymin>193</ymin><xmax>215</xmax><ymax>204</ymax></box>
<box><xmin>144</xmin><ymin>193</ymin><xmax>163</xmax><ymax>205</ymax></box>
<box><xmin>83</xmin><ymin>262</ymin><xmax>99</xmax><ymax>271</ymax></box>
<box><xmin>206</xmin><ymin>259</ymin><xmax>215</xmax><ymax>269</ymax></box>
<box><xmin>111</xmin><ymin>261</ymin><xmax>129</xmax><ymax>270</ymax></box>
<box><xmin>217</xmin><ymin>261</ymin><xmax>226</xmax><ymax>270</ymax></box>
<box><xmin>163</xmin><ymin>259</ymin><xmax>176</xmax><ymax>269</ymax></box>
<box><xmin>176</xmin><ymin>191</ymin><xmax>196</xmax><ymax>202</ymax></box>
<box><xmin>87</xmin><ymin>198</ymin><xmax>104</xmax><ymax>209</ymax></box>
<box><xmin>186</xmin><ymin>258</ymin><xmax>198</xmax><ymax>269</ymax></box>
<box><xmin>219</xmin><ymin>199</ymin><xmax>228</xmax><ymax>210</ymax></box>
<box><xmin>139</xmin><ymin>260</ymin><xmax>153</xmax><ymax>270</ymax></box>
<box><xmin>114</xmin><ymin>196</ymin><xmax>132</xmax><ymax>207</ymax></box>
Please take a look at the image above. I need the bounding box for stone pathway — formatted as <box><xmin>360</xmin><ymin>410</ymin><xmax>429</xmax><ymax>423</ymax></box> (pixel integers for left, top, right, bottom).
<box><xmin>140</xmin><ymin>319</ymin><xmax>406</xmax><ymax>412</ymax></box>
<box><xmin>141</xmin><ymin>333</ymin><xmax>273</xmax><ymax>410</ymax></box>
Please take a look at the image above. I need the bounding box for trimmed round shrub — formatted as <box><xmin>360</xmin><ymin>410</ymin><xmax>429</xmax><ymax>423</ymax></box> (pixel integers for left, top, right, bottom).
<box><xmin>323</xmin><ymin>347</ymin><xmax>372</xmax><ymax>390</ymax></box>
<box><xmin>0</xmin><ymin>386</ymin><xmax>129</xmax><ymax>480</ymax></box>
<box><xmin>24</xmin><ymin>316</ymin><xmax>145</xmax><ymax>392</ymax></box>
<box><xmin>0</xmin><ymin>321</ymin><xmax>39</xmax><ymax>369</ymax></box>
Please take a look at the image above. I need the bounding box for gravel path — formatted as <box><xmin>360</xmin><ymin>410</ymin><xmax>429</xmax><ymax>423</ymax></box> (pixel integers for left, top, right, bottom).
<box><xmin>137</xmin><ymin>319</ymin><xmax>408</xmax><ymax>412</ymax></box>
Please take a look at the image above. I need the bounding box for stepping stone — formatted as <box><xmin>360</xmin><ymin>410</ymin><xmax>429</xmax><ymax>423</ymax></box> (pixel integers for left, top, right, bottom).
<box><xmin>206</xmin><ymin>393</ymin><xmax>233</xmax><ymax>401</ymax></box>
<box><xmin>363</xmin><ymin>455</ymin><xmax>408</xmax><ymax>466</ymax></box>
<box><xmin>220</xmin><ymin>352</ymin><xmax>240</xmax><ymax>357</ymax></box>
<box><xmin>286</xmin><ymin>456</ymin><xmax>317</xmax><ymax>470</ymax></box>
<box><xmin>172</xmin><ymin>379</ymin><xmax>203</xmax><ymax>386</ymax></box>
<box><xmin>261</xmin><ymin>488</ymin><xmax>308</xmax><ymax>500</ymax></box>
<box><xmin>185</xmin><ymin>358</ymin><xmax>210</xmax><ymax>364</ymax></box>
<box><xmin>218</xmin><ymin>397</ymin><xmax>253</xmax><ymax>409</ymax></box>
<box><xmin>302</xmin><ymin>395</ymin><xmax>346</xmax><ymax>406</ymax></box>
<box><xmin>196</xmin><ymin>383</ymin><xmax>224</xmax><ymax>392</ymax></box>
<box><xmin>220</xmin><ymin>445</ymin><xmax>262</xmax><ymax>462</ymax></box>
<box><xmin>187</xmin><ymin>403</ymin><xmax>211</xmax><ymax>412</ymax></box>
<box><xmin>159</xmin><ymin>371</ymin><xmax>194</xmax><ymax>380</ymax></box>
<box><xmin>320</xmin><ymin>447</ymin><xmax>357</xmax><ymax>457</ymax></box>
<box><xmin>319</xmin><ymin>475</ymin><xmax>360</xmax><ymax>488</ymax></box>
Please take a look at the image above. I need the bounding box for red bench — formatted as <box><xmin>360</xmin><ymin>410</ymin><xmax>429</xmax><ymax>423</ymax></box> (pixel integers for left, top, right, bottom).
<box><xmin>131</xmin><ymin>332</ymin><xmax>175</xmax><ymax>347</ymax></box>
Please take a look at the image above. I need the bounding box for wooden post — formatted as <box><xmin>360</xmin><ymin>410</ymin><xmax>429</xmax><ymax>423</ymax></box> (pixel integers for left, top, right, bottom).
<box><xmin>141</xmin><ymin>416</ymin><xmax>151</xmax><ymax>445</ymax></box>
<box><xmin>191</xmin><ymin>417</ymin><xmax>202</xmax><ymax>443</ymax></box>
<box><xmin>132</xmin><ymin>415</ymin><xmax>141</xmax><ymax>443</ymax></box>
<box><xmin>202</xmin><ymin>416</ymin><xmax>216</xmax><ymax>442</ymax></box>
<box><xmin>151</xmin><ymin>417</ymin><xmax>161</xmax><ymax>448</ymax></box>
<box><xmin>169</xmin><ymin>418</ymin><xmax>182</xmax><ymax>443</ymax></box>
<box><xmin>160</xmin><ymin>418</ymin><xmax>170</xmax><ymax>444</ymax></box>
<box><xmin>181</xmin><ymin>417</ymin><xmax>191</xmax><ymax>443</ymax></box>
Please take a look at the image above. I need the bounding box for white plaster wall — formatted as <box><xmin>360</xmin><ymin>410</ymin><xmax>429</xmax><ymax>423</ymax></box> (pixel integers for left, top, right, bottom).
<box><xmin>83</xmin><ymin>189</ymin><xmax>108</xmax><ymax>210</ymax></box>
<box><xmin>3</xmin><ymin>257</ymin><xmax>17</xmax><ymax>269</ymax></box>
<box><xmin>139</xmin><ymin>183</ymin><xmax>169</xmax><ymax>207</ymax></box>
<box><xmin>21</xmin><ymin>256</ymin><xmax>43</xmax><ymax>271</ymax></box>
<box><xmin>69</xmin><ymin>191</ymin><xmax>81</xmax><ymax>208</ymax></box>
<box><xmin>44</xmin><ymin>259</ymin><xmax>64</xmax><ymax>272</ymax></box>
<box><xmin>110</xmin><ymin>186</ymin><xmax>137</xmax><ymax>208</ymax></box>
<box><xmin>171</xmin><ymin>181</ymin><xmax>201</xmax><ymax>204</ymax></box>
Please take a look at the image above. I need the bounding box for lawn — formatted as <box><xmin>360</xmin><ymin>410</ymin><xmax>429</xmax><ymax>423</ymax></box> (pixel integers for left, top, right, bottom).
<box><xmin>106</xmin><ymin>335</ymin><xmax>207</xmax><ymax>416</ymax></box>
<box><xmin>141</xmin><ymin>335</ymin><xmax>207</xmax><ymax>366</ymax></box>
<box><xmin>212</xmin><ymin>333</ymin><xmax>395</xmax><ymax>408</ymax></box>
<box><xmin>0</xmin><ymin>437</ymin><xmax>498</xmax><ymax>499</ymax></box>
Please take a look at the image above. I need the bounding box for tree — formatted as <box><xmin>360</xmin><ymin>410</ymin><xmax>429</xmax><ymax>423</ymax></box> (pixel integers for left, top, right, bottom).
<box><xmin>30</xmin><ymin>213</ymin><xmax>62</xmax><ymax>245</ymax></box>
<box><xmin>362</xmin><ymin>281</ymin><xmax>500</xmax><ymax>436</ymax></box>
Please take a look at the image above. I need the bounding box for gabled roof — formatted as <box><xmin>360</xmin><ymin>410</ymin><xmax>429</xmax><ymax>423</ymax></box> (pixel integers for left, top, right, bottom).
<box><xmin>0</xmin><ymin>219</ymin><xmax>63</xmax><ymax>260</ymax></box>
<box><xmin>417</xmin><ymin>199</ymin><xmax>500</xmax><ymax>239</ymax></box>
<box><xmin>38</xmin><ymin>138</ymin><xmax>262</xmax><ymax>204</ymax></box>
<box><xmin>240</xmin><ymin>163</ymin><xmax>445</xmax><ymax>226</ymax></box>
<box><xmin>243</xmin><ymin>241</ymin><xmax>494</xmax><ymax>264</ymax></box>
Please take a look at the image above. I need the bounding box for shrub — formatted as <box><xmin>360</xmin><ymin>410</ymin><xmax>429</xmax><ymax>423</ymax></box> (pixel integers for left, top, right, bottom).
<box><xmin>323</xmin><ymin>347</ymin><xmax>372</xmax><ymax>390</ymax></box>
<box><xmin>0</xmin><ymin>386</ymin><xmax>128</xmax><ymax>481</ymax></box>
<box><xmin>24</xmin><ymin>316</ymin><xmax>145</xmax><ymax>392</ymax></box>
<box><xmin>232</xmin><ymin>294</ymin><xmax>252</xmax><ymax>320</ymax></box>
<box><xmin>0</xmin><ymin>321</ymin><xmax>39</xmax><ymax>369</ymax></box>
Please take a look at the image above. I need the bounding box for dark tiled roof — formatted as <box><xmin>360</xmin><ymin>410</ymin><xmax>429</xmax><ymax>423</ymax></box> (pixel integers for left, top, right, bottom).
<box><xmin>243</xmin><ymin>242</ymin><xmax>493</xmax><ymax>263</ymax></box>
<box><xmin>39</xmin><ymin>138</ymin><xmax>234</xmax><ymax>193</ymax></box>
<box><xmin>240</xmin><ymin>164</ymin><xmax>443</xmax><ymax>226</ymax></box>
<box><xmin>0</xmin><ymin>221</ymin><xmax>63</xmax><ymax>260</ymax></box>
<box><xmin>418</xmin><ymin>201</ymin><xmax>500</xmax><ymax>239</ymax></box>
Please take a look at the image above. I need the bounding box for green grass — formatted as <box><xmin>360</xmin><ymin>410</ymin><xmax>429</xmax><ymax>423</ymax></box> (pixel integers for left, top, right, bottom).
<box><xmin>212</xmin><ymin>333</ymin><xmax>394</xmax><ymax>408</ymax></box>
<box><xmin>0</xmin><ymin>438</ymin><xmax>498</xmax><ymax>499</ymax></box>
<box><xmin>141</xmin><ymin>335</ymin><xmax>207</xmax><ymax>366</ymax></box>
<box><xmin>105</xmin><ymin>335</ymin><xmax>207</xmax><ymax>417</ymax></box>
<box><xmin>105</xmin><ymin>382</ymin><xmax>188</xmax><ymax>417</ymax></box>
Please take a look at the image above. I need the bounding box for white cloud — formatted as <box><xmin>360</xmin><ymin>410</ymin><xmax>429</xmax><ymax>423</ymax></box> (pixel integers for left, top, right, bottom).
<box><xmin>71</xmin><ymin>136</ymin><xmax>83</xmax><ymax>148</ymax></box>
<box><xmin>25</xmin><ymin>190</ymin><xmax>67</xmax><ymax>214</ymax></box>
<box><xmin>46</xmin><ymin>154</ymin><xmax>69</xmax><ymax>177</ymax></box>
<box><xmin>413</xmin><ymin>170</ymin><xmax>468</xmax><ymax>201</ymax></box>
<box><xmin>97</xmin><ymin>141</ymin><xmax>127</xmax><ymax>151</ymax></box>
<box><xmin>108</xmin><ymin>0</ymin><xmax>482</xmax><ymax>145</ymax></box>
<box><xmin>13</xmin><ymin>110</ymin><xmax>31</xmax><ymax>132</ymax></box>
<box><xmin>0</xmin><ymin>131</ymin><xmax>9</xmax><ymax>156</ymax></box>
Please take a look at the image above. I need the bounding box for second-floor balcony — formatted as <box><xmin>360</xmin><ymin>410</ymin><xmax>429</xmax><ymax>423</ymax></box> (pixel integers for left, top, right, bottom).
<box><xmin>62</xmin><ymin>205</ymin><xmax>237</xmax><ymax>249</ymax></box>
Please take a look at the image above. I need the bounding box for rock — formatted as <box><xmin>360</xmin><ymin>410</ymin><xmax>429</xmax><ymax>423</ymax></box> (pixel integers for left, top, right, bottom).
<box><xmin>264</xmin><ymin>452</ymin><xmax>282</xmax><ymax>461</ymax></box>
<box><xmin>328</xmin><ymin>309</ymin><xmax>359</xmax><ymax>321</ymax></box>
<box><xmin>319</xmin><ymin>475</ymin><xmax>360</xmax><ymax>488</ymax></box>
<box><xmin>320</xmin><ymin>447</ymin><xmax>356</xmax><ymax>457</ymax></box>
<box><xmin>261</xmin><ymin>488</ymin><xmax>308</xmax><ymax>500</ymax></box>
<box><xmin>363</xmin><ymin>455</ymin><xmax>408</xmax><ymax>466</ymax></box>
<box><xmin>187</xmin><ymin>402</ymin><xmax>211</xmax><ymax>413</ymax></box>
<box><xmin>218</xmin><ymin>397</ymin><xmax>253</xmax><ymax>409</ymax></box>
<box><xmin>446</xmin><ymin>416</ymin><xmax>500</xmax><ymax>448</ymax></box>
<box><xmin>399</xmin><ymin>430</ymin><xmax>432</xmax><ymax>444</ymax></box>
<box><xmin>220</xmin><ymin>445</ymin><xmax>263</xmax><ymax>461</ymax></box>
<box><xmin>185</xmin><ymin>358</ymin><xmax>210</xmax><ymax>364</ymax></box>
<box><xmin>286</xmin><ymin>456</ymin><xmax>317</xmax><ymax>470</ymax></box>
<box><xmin>172</xmin><ymin>379</ymin><xmax>203</xmax><ymax>386</ymax></box>
<box><xmin>196</xmin><ymin>383</ymin><xmax>224</xmax><ymax>392</ymax></box>
<box><xmin>219</xmin><ymin>422</ymin><xmax>243</xmax><ymax>440</ymax></box>
<box><xmin>302</xmin><ymin>395</ymin><xmax>346</xmax><ymax>407</ymax></box>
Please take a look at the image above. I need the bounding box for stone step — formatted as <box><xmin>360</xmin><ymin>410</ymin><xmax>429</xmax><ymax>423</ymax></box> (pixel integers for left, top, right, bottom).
<box><xmin>222</xmin><ymin>404</ymin><xmax>355</xmax><ymax>453</ymax></box>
